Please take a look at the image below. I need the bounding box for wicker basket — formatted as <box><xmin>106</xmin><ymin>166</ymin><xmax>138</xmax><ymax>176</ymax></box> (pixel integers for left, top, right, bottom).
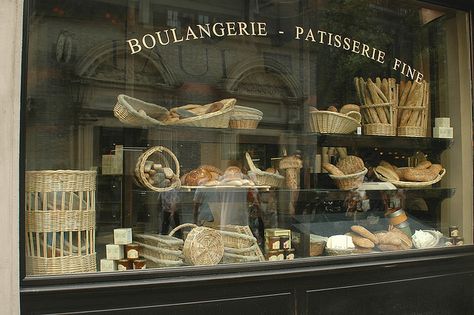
<box><xmin>329</xmin><ymin>168</ymin><xmax>368</xmax><ymax>190</ymax></box>
<box><xmin>113</xmin><ymin>94</ymin><xmax>169</xmax><ymax>126</ymax></box>
<box><xmin>222</xmin><ymin>252</ymin><xmax>261</xmax><ymax>263</ymax></box>
<box><xmin>217</xmin><ymin>225</ymin><xmax>265</xmax><ymax>262</ymax></box>
<box><xmin>135</xmin><ymin>242</ymin><xmax>184</xmax><ymax>261</ymax></box>
<box><xmin>325</xmin><ymin>248</ymin><xmax>356</xmax><ymax>256</ymax></box>
<box><xmin>245</xmin><ymin>152</ymin><xmax>284</xmax><ymax>188</ymax></box>
<box><xmin>169</xmin><ymin>223</ymin><xmax>224</xmax><ymax>266</ymax></box>
<box><xmin>25</xmin><ymin>170</ymin><xmax>97</xmax><ymax>275</ymax></box>
<box><xmin>397</xmin><ymin>81</ymin><xmax>429</xmax><ymax>137</ymax></box>
<box><xmin>361</xmin><ymin>103</ymin><xmax>397</xmax><ymax>136</ymax></box>
<box><xmin>134</xmin><ymin>233</ymin><xmax>183</xmax><ymax>249</ymax></box>
<box><xmin>229</xmin><ymin>114</ymin><xmax>262</xmax><ymax>129</ymax></box>
<box><xmin>233</xmin><ymin>105</ymin><xmax>263</xmax><ymax>117</ymax></box>
<box><xmin>135</xmin><ymin>146</ymin><xmax>181</xmax><ymax>192</ymax></box>
<box><xmin>374</xmin><ymin>168</ymin><xmax>446</xmax><ymax>188</ymax></box>
<box><xmin>309</xmin><ymin>110</ymin><xmax>361</xmax><ymax>134</ymax></box>
<box><xmin>166</xmin><ymin>98</ymin><xmax>236</xmax><ymax>128</ymax></box>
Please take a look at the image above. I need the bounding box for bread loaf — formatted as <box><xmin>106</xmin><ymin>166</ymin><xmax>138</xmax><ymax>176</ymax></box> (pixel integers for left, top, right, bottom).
<box><xmin>340</xmin><ymin>104</ymin><xmax>360</xmax><ymax>114</ymax></box>
<box><xmin>185</xmin><ymin>168</ymin><xmax>212</xmax><ymax>186</ymax></box>
<box><xmin>403</xmin><ymin>168</ymin><xmax>438</xmax><ymax>182</ymax></box>
<box><xmin>351</xmin><ymin>225</ymin><xmax>378</xmax><ymax>244</ymax></box>
<box><xmin>376</xmin><ymin>166</ymin><xmax>399</xmax><ymax>181</ymax></box>
<box><xmin>336</xmin><ymin>156</ymin><xmax>365</xmax><ymax>175</ymax></box>
<box><xmin>351</xmin><ymin>235</ymin><xmax>375</xmax><ymax>248</ymax></box>
<box><xmin>415</xmin><ymin>161</ymin><xmax>432</xmax><ymax>170</ymax></box>
<box><xmin>323</xmin><ymin>163</ymin><xmax>345</xmax><ymax>176</ymax></box>
<box><xmin>327</xmin><ymin>106</ymin><xmax>338</xmax><ymax>112</ymax></box>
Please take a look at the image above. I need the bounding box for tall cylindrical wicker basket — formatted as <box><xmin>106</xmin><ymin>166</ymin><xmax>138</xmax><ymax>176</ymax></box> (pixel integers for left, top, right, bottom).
<box><xmin>25</xmin><ymin>170</ymin><xmax>97</xmax><ymax>275</ymax></box>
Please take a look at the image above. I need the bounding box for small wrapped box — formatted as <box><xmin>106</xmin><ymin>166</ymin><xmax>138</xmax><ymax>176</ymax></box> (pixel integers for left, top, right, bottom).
<box><xmin>114</xmin><ymin>228</ymin><xmax>133</xmax><ymax>245</ymax></box>
<box><xmin>106</xmin><ymin>244</ymin><xmax>124</xmax><ymax>260</ymax></box>
<box><xmin>100</xmin><ymin>259</ymin><xmax>117</xmax><ymax>272</ymax></box>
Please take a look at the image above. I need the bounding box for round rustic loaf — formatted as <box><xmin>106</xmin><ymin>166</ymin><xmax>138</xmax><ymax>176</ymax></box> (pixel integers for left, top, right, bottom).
<box><xmin>340</xmin><ymin>104</ymin><xmax>360</xmax><ymax>114</ymax></box>
<box><xmin>185</xmin><ymin>168</ymin><xmax>212</xmax><ymax>186</ymax></box>
<box><xmin>336</xmin><ymin>156</ymin><xmax>365</xmax><ymax>175</ymax></box>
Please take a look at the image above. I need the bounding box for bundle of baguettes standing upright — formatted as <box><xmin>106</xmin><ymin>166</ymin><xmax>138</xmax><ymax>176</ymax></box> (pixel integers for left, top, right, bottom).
<box><xmin>397</xmin><ymin>80</ymin><xmax>429</xmax><ymax>137</ymax></box>
<box><xmin>354</xmin><ymin>77</ymin><xmax>398</xmax><ymax>136</ymax></box>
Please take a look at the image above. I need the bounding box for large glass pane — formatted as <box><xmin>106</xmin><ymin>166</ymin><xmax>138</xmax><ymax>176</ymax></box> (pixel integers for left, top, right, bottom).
<box><xmin>23</xmin><ymin>0</ymin><xmax>472</xmax><ymax>275</ymax></box>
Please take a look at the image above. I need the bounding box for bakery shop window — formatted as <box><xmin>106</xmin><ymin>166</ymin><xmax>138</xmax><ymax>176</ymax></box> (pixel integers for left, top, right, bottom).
<box><xmin>22</xmin><ymin>0</ymin><xmax>472</xmax><ymax>276</ymax></box>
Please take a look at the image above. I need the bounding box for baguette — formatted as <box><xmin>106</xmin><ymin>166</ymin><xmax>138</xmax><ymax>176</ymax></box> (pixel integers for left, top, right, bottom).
<box><xmin>322</xmin><ymin>163</ymin><xmax>345</xmax><ymax>176</ymax></box>
<box><xmin>367</xmin><ymin>79</ymin><xmax>388</xmax><ymax>123</ymax></box>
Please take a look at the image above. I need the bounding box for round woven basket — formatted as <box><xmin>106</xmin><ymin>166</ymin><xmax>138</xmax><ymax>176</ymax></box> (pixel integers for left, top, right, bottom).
<box><xmin>113</xmin><ymin>94</ymin><xmax>168</xmax><ymax>126</ymax></box>
<box><xmin>169</xmin><ymin>223</ymin><xmax>224</xmax><ymax>266</ymax></box>
<box><xmin>166</xmin><ymin>98</ymin><xmax>236</xmax><ymax>128</ymax></box>
<box><xmin>135</xmin><ymin>146</ymin><xmax>181</xmax><ymax>192</ymax></box>
<box><xmin>245</xmin><ymin>152</ymin><xmax>284</xmax><ymax>187</ymax></box>
<box><xmin>220</xmin><ymin>230</ymin><xmax>257</xmax><ymax>249</ymax></box>
<box><xmin>309</xmin><ymin>111</ymin><xmax>361</xmax><ymax>134</ymax></box>
<box><xmin>229</xmin><ymin>114</ymin><xmax>262</xmax><ymax>129</ymax></box>
<box><xmin>233</xmin><ymin>105</ymin><xmax>263</xmax><ymax>117</ymax></box>
<box><xmin>329</xmin><ymin>168</ymin><xmax>367</xmax><ymax>190</ymax></box>
<box><xmin>397</xmin><ymin>126</ymin><xmax>426</xmax><ymax>137</ymax></box>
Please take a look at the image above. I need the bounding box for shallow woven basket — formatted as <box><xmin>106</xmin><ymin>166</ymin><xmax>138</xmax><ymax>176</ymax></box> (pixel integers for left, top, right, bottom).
<box><xmin>309</xmin><ymin>110</ymin><xmax>361</xmax><ymax>134</ymax></box>
<box><xmin>113</xmin><ymin>94</ymin><xmax>168</xmax><ymax>126</ymax></box>
<box><xmin>166</xmin><ymin>98</ymin><xmax>236</xmax><ymax>128</ymax></box>
<box><xmin>229</xmin><ymin>114</ymin><xmax>262</xmax><ymax>129</ymax></box>
<box><xmin>361</xmin><ymin>102</ymin><xmax>397</xmax><ymax>136</ymax></box>
<box><xmin>135</xmin><ymin>242</ymin><xmax>183</xmax><ymax>261</ymax></box>
<box><xmin>222</xmin><ymin>252</ymin><xmax>261</xmax><ymax>263</ymax></box>
<box><xmin>374</xmin><ymin>168</ymin><xmax>446</xmax><ymax>188</ymax></box>
<box><xmin>397</xmin><ymin>126</ymin><xmax>426</xmax><ymax>137</ymax></box>
<box><xmin>233</xmin><ymin>105</ymin><xmax>264</xmax><ymax>117</ymax></box>
<box><xmin>245</xmin><ymin>152</ymin><xmax>284</xmax><ymax>188</ymax></box>
<box><xmin>25</xmin><ymin>170</ymin><xmax>97</xmax><ymax>275</ymax></box>
<box><xmin>169</xmin><ymin>223</ymin><xmax>224</xmax><ymax>266</ymax></box>
<box><xmin>329</xmin><ymin>168</ymin><xmax>368</xmax><ymax>190</ymax></box>
<box><xmin>142</xmin><ymin>254</ymin><xmax>185</xmax><ymax>268</ymax></box>
<box><xmin>134</xmin><ymin>233</ymin><xmax>183</xmax><ymax>250</ymax></box>
<box><xmin>135</xmin><ymin>146</ymin><xmax>181</xmax><ymax>192</ymax></box>
<box><xmin>219</xmin><ymin>230</ymin><xmax>257</xmax><ymax>249</ymax></box>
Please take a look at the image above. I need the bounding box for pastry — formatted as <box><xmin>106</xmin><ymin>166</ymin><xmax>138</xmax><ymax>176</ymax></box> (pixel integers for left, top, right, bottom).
<box><xmin>336</xmin><ymin>156</ymin><xmax>365</xmax><ymax>175</ymax></box>
<box><xmin>323</xmin><ymin>163</ymin><xmax>345</xmax><ymax>176</ymax></box>
<box><xmin>351</xmin><ymin>225</ymin><xmax>378</xmax><ymax>244</ymax></box>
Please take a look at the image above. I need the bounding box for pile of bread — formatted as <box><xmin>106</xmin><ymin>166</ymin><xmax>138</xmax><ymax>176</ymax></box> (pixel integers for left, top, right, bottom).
<box><xmin>181</xmin><ymin>165</ymin><xmax>256</xmax><ymax>187</ymax></box>
<box><xmin>322</xmin><ymin>155</ymin><xmax>366</xmax><ymax>177</ymax></box>
<box><xmin>309</xmin><ymin>103</ymin><xmax>361</xmax><ymax>116</ymax></box>
<box><xmin>354</xmin><ymin>77</ymin><xmax>396</xmax><ymax>124</ymax></box>
<box><xmin>375</xmin><ymin>160</ymin><xmax>443</xmax><ymax>182</ymax></box>
<box><xmin>348</xmin><ymin>225</ymin><xmax>412</xmax><ymax>252</ymax></box>
<box><xmin>141</xmin><ymin>161</ymin><xmax>179</xmax><ymax>188</ymax></box>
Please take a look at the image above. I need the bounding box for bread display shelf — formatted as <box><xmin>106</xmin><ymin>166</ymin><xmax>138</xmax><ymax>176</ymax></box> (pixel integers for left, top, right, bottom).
<box><xmin>180</xmin><ymin>185</ymin><xmax>271</xmax><ymax>191</ymax></box>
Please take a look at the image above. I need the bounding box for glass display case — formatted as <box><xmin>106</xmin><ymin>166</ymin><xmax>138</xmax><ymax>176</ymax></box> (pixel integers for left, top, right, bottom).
<box><xmin>20</xmin><ymin>0</ymin><xmax>474</xmax><ymax>313</ymax></box>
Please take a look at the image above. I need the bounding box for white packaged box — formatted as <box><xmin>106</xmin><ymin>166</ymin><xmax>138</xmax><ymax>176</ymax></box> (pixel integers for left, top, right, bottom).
<box><xmin>114</xmin><ymin>228</ymin><xmax>133</xmax><ymax>245</ymax></box>
<box><xmin>106</xmin><ymin>244</ymin><xmax>124</xmax><ymax>260</ymax></box>
<box><xmin>433</xmin><ymin>126</ymin><xmax>453</xmax><ymax>138</ymax></box>
<box><xmin>100</xmin><ymin>259</ymin><xmax>117</xmax><ymax>272</ymax></box>
<box><xmin>435</xmin><ymin>117</ymin><xmax>451</xmax><ymax>128</ymax></box>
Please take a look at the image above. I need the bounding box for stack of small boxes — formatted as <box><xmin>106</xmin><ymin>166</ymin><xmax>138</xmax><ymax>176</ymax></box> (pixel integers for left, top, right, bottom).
<box><xmin>264</xmin><ymin>228</ymin><xmax>295</xmax><ymax>261</ymax></box>
<box><xmin>433</xmin><ymin>118</ymin><xmax>453</xmax><ymax>138</ymax></box>
<box><xmin>100</xmin><ymin>228</ymin><xmax>147</xmax><ymax>272</ymax></box>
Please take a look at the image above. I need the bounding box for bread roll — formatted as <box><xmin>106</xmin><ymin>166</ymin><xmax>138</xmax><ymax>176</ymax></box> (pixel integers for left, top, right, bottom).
<box><xmin>340</xmin><ymin>104</ymin><xmax>360</xmax><ymax>114</ymax></box>
<box><xmin>403</xmin><ymin>167</ymin><xmax>437</xmax><ymax>182</ymax></box>
<box><xmin>336</xmin><ymin>156</ymin><xmax>365</xmax><ymax>175</ymax></box>
<box><xmin>223</xmin><ymin>166</ymin><xmax>243</xmax><ymax>179</ymax></box>
<box><xmin>327</xmin><ymin>106</ymin><xmax>338</xmax><ymax>112</ymax></box>
<box><xmin>351</xmin><ymin>235</ymin><xmax>375</xmax><ymax>249</ymax></box>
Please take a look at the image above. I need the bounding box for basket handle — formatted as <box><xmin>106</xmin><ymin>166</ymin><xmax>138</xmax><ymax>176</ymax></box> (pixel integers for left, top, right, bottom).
<box><xmin>168</xmin><ymin>223</ymin><xmax>197</xmax><ymax>237</ymax></box>
<box><xmin>245</xmin><ymin>152</ymin><xmax>259</xmax><ymax>173</ymax></box>
<box><xmin>346</xmin><ymin>111</ymin><xmax>362</xmax><ymax>123</ymax></box>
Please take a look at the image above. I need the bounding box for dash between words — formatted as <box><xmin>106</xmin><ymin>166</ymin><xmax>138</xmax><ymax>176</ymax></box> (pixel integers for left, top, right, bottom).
<box><xmin>126</xmin><ymin>22</ymin><xmax>423</xmax><ymax>82</ymax></box>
